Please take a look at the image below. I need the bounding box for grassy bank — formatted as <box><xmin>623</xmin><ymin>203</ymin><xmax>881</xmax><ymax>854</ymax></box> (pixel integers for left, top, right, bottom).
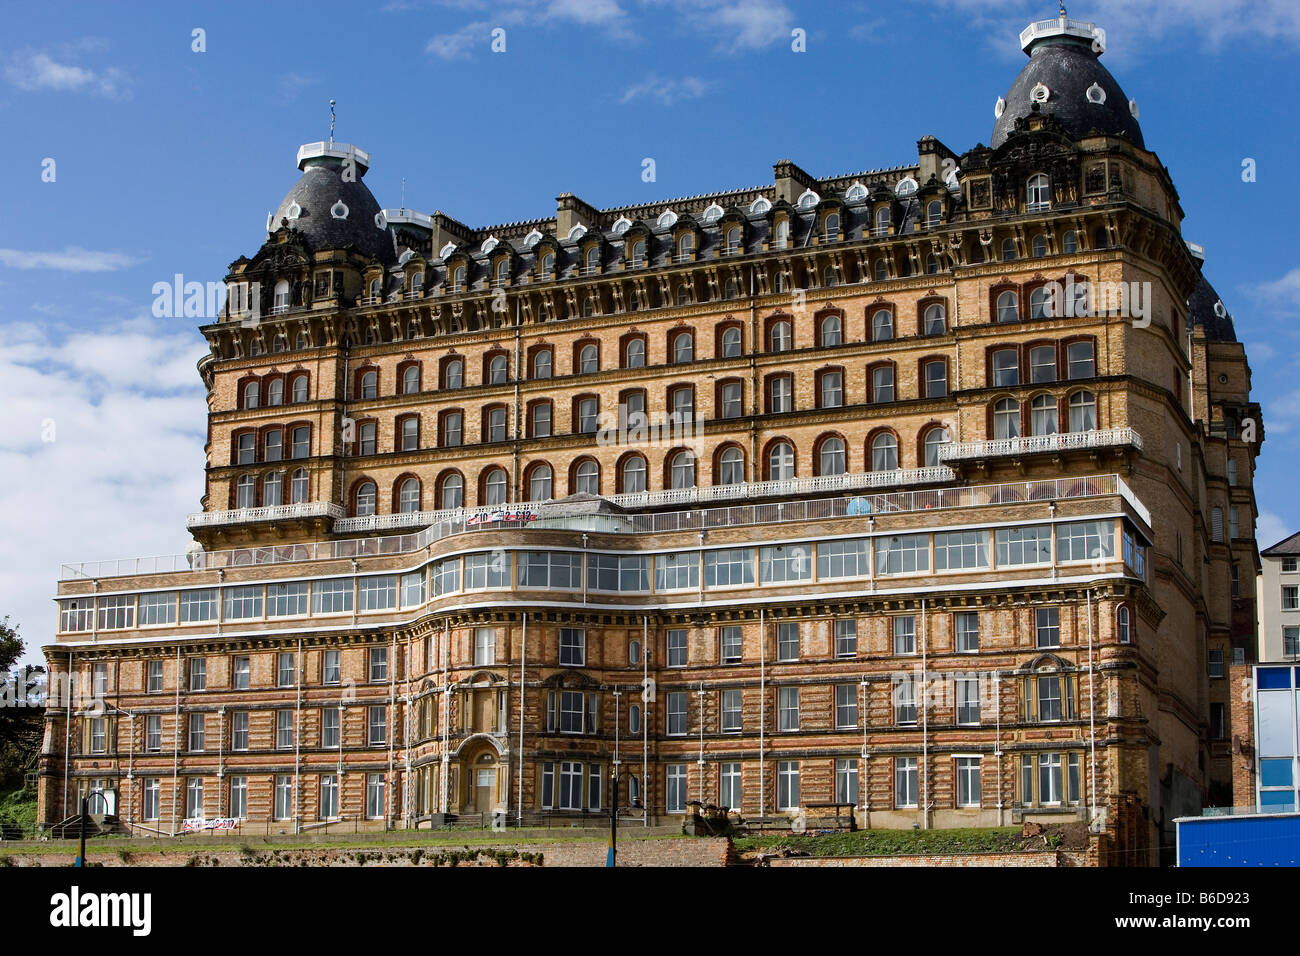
<box><xmin>733</xmin><ymin>827</ymin><xmax>1035</xmax><ymax>858</ymax></box>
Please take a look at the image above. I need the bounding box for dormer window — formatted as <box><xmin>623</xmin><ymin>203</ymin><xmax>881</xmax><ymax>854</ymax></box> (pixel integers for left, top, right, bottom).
<box><xmin>495</xmin><ymin>259</ymin><xmax>510</xmax><ymax>288</ymax></box>
<box><xmin>584</xmin><ymin>246</ymin><xmax>600</xmax><ymax>276</ymax></box>
<box><xmin>539</xmin><ymin>252</ymin><xmax>555</xmax><ymax>277</ymax></box>
<box><xmin>629</xmin><ymin>239</ymin><xmax>646</xmax><ymax>268</ymax></box>
<box><xmin>677</xmin><ymin>233</ymin><xmax>693</xmax><ymax>262</ymax></box>
<box><xmin>725</xmin><ymin>226</ymin><xmax>742</xmax><ymax>255</ymax></box>
<box><xmin>409</xmin><ymin>272</ymin><xmax>423</xmax><ymax>297</ymax></box>
<box><xmin>873</xmin><ymin>207</ymin><xmax>890</xmax><ymax>237</ymax></box>
<box><xmin>774</xmin><ymin>219</ymin><xmax>789</xmax><ymax>249</ymax></box>
<box><xmin>273</xmin><ymin>280</ymin><xmax>291</xmax><ymax>314</ymax></box>
<box><xmin>368</xmin><ymin>277</ymin><xmax>381</xmax><ymax>302</ymax></box>
<box><xmin>1026</xmin><ymin>173</ymin><xmax>1051</xmax><ymax>212</ymax></box>
<box><xmin>926</xmin><ymin>200</ymin><xmax>943</xmax><ymax>227</ymax></box>
<box><xmin>822</xmin><ymin>212</ymin><xmax>839</xmax><ymax>241</ymax></box>
<box><xmin>451</xmin><ymin>265</ymin><xmax>466</xmax><ymax>293</ymax></box>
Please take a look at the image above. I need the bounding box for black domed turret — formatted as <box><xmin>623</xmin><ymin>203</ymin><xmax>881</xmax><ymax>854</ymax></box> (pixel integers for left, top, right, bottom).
<box><xmin>991</xmin><ymin>13</ymin><xmax>1144</xmax><ymax>150</ymax></box>
<box><xmin>270</xmin><ymin>142</ymin><xmax>394</xmax><ymax>264</ymax></box>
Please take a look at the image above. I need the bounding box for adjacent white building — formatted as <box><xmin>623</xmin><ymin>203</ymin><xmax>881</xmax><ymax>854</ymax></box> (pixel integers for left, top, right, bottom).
<box><xmin>1257</xmin><ymin>533</ymin><xmax>1300</xmax><ymax>662</ymax></box>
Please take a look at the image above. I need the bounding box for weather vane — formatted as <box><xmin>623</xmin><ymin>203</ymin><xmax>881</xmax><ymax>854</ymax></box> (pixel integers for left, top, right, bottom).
<box><xmin>329</xmin><ymin>99</ymin><xmax>336</xmax><ymax>145</ymax></box>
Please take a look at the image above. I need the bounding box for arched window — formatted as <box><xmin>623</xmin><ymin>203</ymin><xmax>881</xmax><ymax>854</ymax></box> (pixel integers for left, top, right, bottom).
<box><xmin>721</xmin><ymin>326</ymin><xmax>742</xmax><ymax>358</ymax></box>
<box><xmin>923</xmin><ymin>303</ymin><xmax>946</xmax><ymax>335</ymax></box>
<box><xmin>630</xmin><ymin>239</ymin><xmax>646</xmax><ymax>267</ymax></box>
<box><xmin>368</xmin><ymin>277</ymin><xmax>381</xmax><ymax>300</ymax></box>
<box><xmin>1026</xmin><ymin>173</ymin><xmax>1051</xmax><ymax>212</ymax></box>
<box><xmin>927</xmin><ymin>200</ymin><xmax>942</xmax><ymax>227</ymax></box>
<box><xmin>585</xmin><ymin>246</ymin><xmax>600</xmax><ymax>275</ymax></box>
<box><xmin>290</xmin><ymin>468</ymin><xmax>309</xmax><ymax>504</ymax></box>
<box><xmin>1116</xmin><ymin>606</ymin><xmax>1131</xmax><ymax>644</ymax></box>
<box><xmin>407</xmin><ymin>322</ymin><xmax>421</xmax><ymax>344</ymax></box>
<box><xmin>677</xmin><ymin>233</ymin><xmax>693</xmax><ymax>260</ymax></box>
<box><xmin>267</xmin><ymin>378</ymin><xmax>284</xmax><ymax>406</ymax></box>
<box><xmin>925</xmin><ymin>254</ymin><xmax>939</xmax><ymax>275</ymax></box>
<box><xmin>870</xmin><ymin>433</ymin><xmax>898</xmax><ymax>471</ymax></box>
<box><xmin>774</xmin><ymin>219</ymin><xmax>790</xmax><ymax>249</ymax></box>
<box><xmin>1062</xmin><ymin>230</ymin><xmax>1078</xmax><ymax>254</ymax></box>
<box><xmin>823</xmin><ymin>212</ymin><xmax>839</xmax><ymax>241</ymax></box>
<box><xmin>452</xmin><ymin>265</ymin><xmax>466</xmax><ymax>293</ymax></box>
<box><xmin>483</xmin><ymin>467</ymin><xmax>508</xmax><ymax>506</ymax></box>
<box><xmin>532</xmin><ymin>348</ymin><xmax>553</xmax><ymax>379</ymax></box>
<box><xmin>527</xmin><ymin>464</ymin><xmax>552</xmax><ymax>502</ymax></box>
<box><xmin>1030</xmin><ymin>286</ymin><xmax>1052</xmax><ymax>320</ymax></box>
<box><xmin>923</xmin><ymin>427</ymin><xmax>951</xmax><ymax>467</ymax></box>
<box><xmin>291</xmin><ymin>374</ymin><xmax>309</xmax><ymax>403</ymax></box>
<box><xmin>273</xmin><ymin>279</ymin><xmax>291</xmax><ymax>311</ymax></box>
<box><xmin>1031</xmin><ymin>394</ymin><xmax>1058</xmax><ymax>435</ymax></box>
<box><xmin>583</xmin><ymin>297</ymin><xmax>597</xmax><ymax>317</ymax></box>
<box><xmin>360</xmin><ymin>370</ymin><xmax>378</xmax><ymax>399</ymax></box>
<box><xmin>669</xmin><ymin>450</ymin><xmax>696</xmax><ymax>489</ymax></box>
<box><xmin>725</xmin><ymin>226</ymin><xmax>742</xmax><ymax>254</ymax></box>
<box><xmin>236</xmin><ymin>474</ymin><xmax>256</xmax><ymax>509</ymax></box>
<box><xmin>718</xmin><ymin>446</ymin><xmax>745</xmax><ymax>485</ymax></box>
<box><xmin>621</xmin><ymin>455</ymin><xmax>647</xmax><ymax>494</ymax></box>
<box><xmin>574</xmin><ymin>459</ymin><xmax>600</xmax><ymax>495</ymax></box>
<box><xmin>768</xmin><ymin>441</ymin><xmax>795</xmax><ymax>481</ymax></box>
<box><xmin>410</xmin><ymin>272</ymin><xmax>424</xmax><ymax>295</ymax></box>
<box><xmin>993</xmin><ymin>398</ymin><xmax>1020</xmax><ymax>439</ymax></box>
<box><xmin>444</xmin><ymin>358</ymin><xmax>464</xmax><ymax>389</ymax></box>
<box><xmin>496</xmin><ymin>259</ymin><xmax>509</xmax><ymax>286</ymax></box>
<box><xmin>820</xmin><ymin>313</ymin><xmax>842</xmax><ymax>347</ymax></box>
<box><xmin>1068</xmin><ymin>390</ymin><xmax>1097</xmax><ymax>431</ymax></box>
<box><xmin>997</xmin><ymin>290</ymin><xmax>1019</xmax><ymax>323</ymax></box>
<box><xmin>243</xmin><ymin>381</ymin><xmax>259</xmax><ymax>409</ymax></box>
<box><xmin>579</xmin><ymin>343</ymin><xmax>599</xmax><ymax>374</ymax></box>
<box><xmin>871</xmin><ymin>309</ymin><xmax>893</xmax><ymax>342</ymax></box>
<box><xmin>672</xmin><ymin>331</ymin><xmax>694</xmax><ymax>364</ymax></box>
<box><xmin>1001</xmin><ymin>238</ymin><xmax>1017</xmax><ymax>261</ymax></box>
<box><xmin>489</xmin><ymin>354</ymin><xmax>508</xmax><ymax>384</ymax></box>
<box><xmin>263</xmin><ymin>471</ymin><xmax>283</xmax><ymax>507</ymax></box>
<box><xmin>724</xmin><ymin>278</ymin><xmax>738</xmax><ymax>299</ymax></box>
<box><xmin>873</xmin><ymin>259</ymin><xmax>888</xmax><ymax>281</ymax></box>
<box><xmin>355</xmin><ymin>481</ymin><xmax>377</xmax><ymax>517</ymax></box>
<box><xmin>625</xmin><ymin>338</ymin><xmax>646</xmax><ymax>369</ymax></box>
<box><xmin>775</xmin><ymin>272</ymin><xmax>787</xmax><ymax>293</ymax></box>
<box><xmin>818</xmin><ymin>436</ymin><xmax>846</xmax><ymax>476</ymax></box>
<box><xmin>676</xmin><ymin>284</ymin><xmax>690</xmax><ymax>306</ymax></box>
<box><xmin>874</xmin><ymin>206</ymin><xmax>890</xmax><ymax>236</ymax></box>
<box><xmin>770</xmin><ymin>320</ymin><xmax>792</xmax><ymax>352</ymax></box>
<box><xmin>1093</xmin><ymin>227</ymin><xmax>1108</xmax><ymax>250</ymax></box>
<box><xmin>823</xmin><ymin>265</ymin><xmax>837</xmax><ymax>287</ymax></box>
<box><xmin>402</xmin><ymin>365</ymin><xmax>420</xmax><ymax>394</ymax></box>
<box><xmin>539</xmin><ymin>253</ymin><xmax>555</xmax><ymax>276</ymax></box>
<box><xmin>294</xmin><ymin>331</ymin><xmax>308</xmax><ymax>350</ymax></box>
<box><xmin>1031</xmin><ymin>234</ymin><xmax>1048</xmax><ymax>257</ymax></box>
<box><xmin>440</xmin><ymin>472</ymin><xmax>464</xmax><ymax>510</ymax></box>
<box><xmin>398</xmin><ymin>477</ymin><xmax>421</xmax><ymax>513</ymax></box>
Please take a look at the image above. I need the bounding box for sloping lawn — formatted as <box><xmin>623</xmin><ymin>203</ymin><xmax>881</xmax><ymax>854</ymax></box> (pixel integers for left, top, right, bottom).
<box><xmin>734</xmin><ymin>827</ymin><xmax>1034</xmax><ymax>857</ymax></box>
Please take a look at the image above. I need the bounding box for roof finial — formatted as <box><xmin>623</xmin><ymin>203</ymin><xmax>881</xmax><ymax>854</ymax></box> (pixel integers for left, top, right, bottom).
<box><xmin>1059</xmin><ymin>2</ymin><xmax>1067</xmax><ymax>16</ymax></box>
<box><xmin>328</xmin><ymin>99</ymin><xmax>336</xmax><ymax>145</ymax></box>
<box><xmin>401</xmin><ymin>177</ymin><xmax>406</xmax><ymax>212</ymax></box>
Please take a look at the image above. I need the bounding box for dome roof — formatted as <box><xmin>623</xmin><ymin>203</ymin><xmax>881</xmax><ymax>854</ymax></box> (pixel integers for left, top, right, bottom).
<box><xmin>1188</xmin><ymin>274</ymin><xmax>1237</xmax><ymax>343</ymax></box>
<box><xmin>991</xmin><ymin>16</ymin><xmax>1144</xmax><ymax>150</ymax></box>
<box><xmin>270</xmin><ymin>142</ymin><xmax>394</xmax><ymax>264</ymax></box>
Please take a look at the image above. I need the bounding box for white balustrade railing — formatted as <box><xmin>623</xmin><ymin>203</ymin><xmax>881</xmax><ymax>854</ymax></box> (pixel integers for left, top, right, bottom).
<box><xmin>938</xmin><ymin>428</ymin><xmax>1142</xmax><ymax>462</ymax></box>
<box><xmin>185</xmin><ymin>502</ymin><xmax>345</xmax><ymax>529</ymax></box>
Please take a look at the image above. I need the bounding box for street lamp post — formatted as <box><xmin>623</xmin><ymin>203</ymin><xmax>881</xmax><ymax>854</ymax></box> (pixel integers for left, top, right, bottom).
<box><xmin>75</xmin><ymin>791</ymin><xmax>111</xmax><ymax>868</ymax></box>
<box><xmin>607</xmin><ymin>769</ymin><xmax>642</xmax><ymax>868</ymax></box>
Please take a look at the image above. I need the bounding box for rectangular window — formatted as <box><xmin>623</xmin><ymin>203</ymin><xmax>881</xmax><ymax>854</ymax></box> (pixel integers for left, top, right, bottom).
<box><xmin>465</xmin><ymin>552</ymin><xmax>511</xmax><ymax>589</ymax></box>
<box><xmin>1037</xmin><ymin>676</ymin><xmax>1063</xmax><ymax>722</ymax></box>
<box><xmin>1208</xmin><ymin>648</ymin><xmax>1224</xmax><ymax>679</ymax></box>
<box><xmin>934</xmin><ymin>530</ymin><xmax>990</xmax><ymax>570</ymax></box>
<box><xmin>229</xmin><ymin>776</ymin><xmax>247</xmax><ymax>818</ymax></box>
<box><xmin>139</xmin><ymin>591</ymin><xmax>177</xmax><ymax>626</ymax></box>
<box><xmin>667</xmin><ymin>692</ymin><xmax>688</xmax><ymax>736</ymax></box>
<box><xmin>1285</xmin><ymin>558</ymin><xmax>1299</xmax><ymax>573</ymax></box>
<box><xmin>721</xmin><ymin>689</ymin><xmax>742</xmax><ymax>732</ymax></box>
<box><xmin>97</xmin><ymin>595</ymin><xmax>135</xmax><ymax>630</ymax></box>
<box><xmin>666</xmin><ymin>765</ymin><xmax>688</xmax><ymax>813</ymax></box>
<box><xmin>893</xmin><ymin>616</ymin><xmax>916</xmax><ymax>655</ymax></box>
<box><xmin>290</xmin><ymin>426</ymin><xmax>310</xmax><ymax>459</ymax></box>
<box><xmin>654</xmin><ymin>552</ymin><xmax>699</xmax><ymax>591</ymax></box>
<box><xmin>145</xmin><ymin>715</ymin><xmax>161</xmax><ymax>752</ymax></box>
<box><xmin>894</xmin><ymin>676</ymin><xmax>917</xmax><ymax>725</ymax></box>
<box><xmin>667</xmin><ymin>628</ymin><xmax>688</xmax><ymax>667</ymax></box>
<box><xmin>1036</xmin><ymin>607</ymin><xmax>1061</xmax><ymax>648</ymax></box>
<box><xmin>586</xmin><ymin>554</ymin><xmax>650</xmax><ymax>592</ymax></box>
<box><xmin>704</xmin><ymin>548</ymin><xmax>755</xmax><ymax>587</ymax></box>
<box><xmin>558</xmin><ymin>691</ymin><xmax>585</xmax><ymax>734</ymax></box>
<box><xmin>1283</xmin><ymin>586</ymin><xmax>1299</xmax><ymax>611</ymax></box>
<box><xmin>720</xmin><ymin>382</ymin><xmax>742</xmax><ymax>419</ymax></box>
<box><xmin>358</xmin><ymin>575</ymin><xmax>398</xmax><ymax>611</ymax></box>
<box><xmin>188</xmin><ymin>712</ymin><xmax>205</xmax><ymax>751</ymax></box>
<box><xmin>143</xmin><ymin>779</ymin><xmax>160</xmax><ymax>821</ymax></box>
<box><xmin>871</xmin><ymin>366</ymin><xmax>895</xmax><ymax>403</ymax></box>
<box><xmin>559</xmin><ymin>628</ymin><xmax>586</xmax><ymax>667</ymax></box>
<box><xmin>835</xmin><ymin>759</ymin><xmax>859</xmax><ymax>805</ymax></box>
<box><xmin>276</xmin><ymin>652</ymin><xmax>295</xmax><ymax>687</ymax></box>
<box><xmin>312</xmin><ymin>578</ymin><xmax>353</xmax><ymax>614</ymax></box>
<box><xmin>578</xmin><ymin>398</ymin><xmax>598</xmax><ymax>434</ymax></box>
<box><xmin>179</xmin><ymin>589</ymin><xmax>217</xmax><ymax>623</ymax></box>
<box><xmin>59</xmin><ymin>600</ymin><xmax>93</xmax><ymax>633</ymax></box>
<box><xmin>321</xmin><ymin>707</ymin><xmax>341</xmax><ymax>748</ymax></box>
<box><xmin>541</xmin><ymin>762</ymin><xmax>554</xmax><ymax>809</ymax></box>
<box><xmin>232</xmin><ymin>656</ymin><xmax>250</xmax><ymax>690</ymax></box>
<box><xmin>1066</xmin><ymin>341</ymin><xmax>1095</xmax><ymax>379</ymax></box>
<box><xmin>760</xmin><ymin>545</ymin><xmax>814</xmax><ymax>583</ymax></box>
<box><xmin>319</xmin><ymin>774</ymin><xmax>339</xmax><ymax>819</ymax></box>
<box><xmin>322</xmin><ymin>649</ymin><xmax>341</xmax><ymax>685</ymax></box>
<box><xmin>1038</xmin><ymin>754</ymin><xmax>1063</xmax><ymax>805</ymax></box>
<box><xmin>231</xmin><ymin>711</ymin><xmax>248</xmax><ymax>751</ymax></box>
<box><xmin>956</xmin><ymin>677</ymin><xmax>980</xmax><ymax>725</ymax></box>
<box><xmin>835</xmin><ymin>684</ymin><xmax>859</xmax><ymax>728</ymax></box>
<box><xmin>266</xmin><ymin>582</ymin><xmax>308</xmax><ymax>617</ymax></box>
<box><xmin>366</xmin><ymin>774</ymin><xmax>386</xmax><ymax>820</ymax></box>
<box><xmin>517</xmin><ymin>552</ymin><xmax>582</xmax><ymax>590</ymax></box>
<box><xmin>401</xmin><ymin>571</ymin><xmax>426</xmax><ymax>608</ymax></box>
<box><xmin>875</xmin><ymin>534</ymin><xmax>930</xmax><ymax>575</ymax></box>
<box><xmin>89</xmin><ymin>717</ymin><xmax>106</xmax><ymax>753</ymax></box>
<box><xmin>276</xmin><ymin>710</ymin><xmax>294</xmax><ymax>749</ymax></box>
<box><xmin>442</xmin><ymin>412</ymin><xmax>463</xmax><ymax>447</ymax></box>
<box><xmin>1056</xmin><ymin>520</ymin><xmax>1114</xmax><ymax>563</ymax></box>
<box><xmin>223</xmin><ymin>586</ymin><xmax>262</xmax><ymax>620</ymax></box>
<box><xmin>955</xmin><ymin>757</ymin><xmax>981</xmax><ymax>808</ymax></box>
<box><xmin>895</xmin><ymin>757</ymin><xmax>918</xmax><ymax>808</ymax></box>
<box><xmin>954</xmin><ymin>612</ymin><xmax>979</xmax><ymax>653</ymax></box>
<box><xmin>835</xmin><ymin>619</ymin><xmax>858</xmax><ymax>658</ymax></box>
<box><xmin>818</xmin><ymin>539</ymin><xmax>869</xmax><ymax>579</ymax></box>
<box><xmin>1284</xmin><ymin>627</ymin><xmax>1300</xmax><ymax>658</ymax></box>
<box><xmin>92</xmin><ymin>663</ymin><xmax>108</xmax><ymax>698</ymax></box>
<box><xmin>474</xmin><ymin>627</ymin><xmax>496</xmax><ymax>666</ymax></box>
<box><xmin>431</xmin><ymin>558</ymin><xmax>461</xmax><ymax>596</ymax></box>
<box><xmin>776</xmin><ymin>622</ymin><xmax>800</xmax><ymax>661</ymax></box>
<box><xmin>720</xmin><ymin>763</ymin><xmax>742</xmax><ymax>811</ymax></box>
<box><xmin>369</xmin><ymin>647</ymin><xmax>389</xmax><ymax>683</ymax></box>
<box><xmin>588</xmin><ymin>764</ymin><xmax>602</xmax><ymax>811</ymax></box>
<box><xmin>187</xmin><ymin>658</ymin><xmax>206</xmax><ymax>692</ymax></box>
<box><xmin>368</xmin><ymin>705</ymin><xmax>387</xmax><ymax>746</ymax></box>
<box><xmin>924</xmin><ymin>360</ymin><xmax>947</xmax><ymax>398</ymax></box>
<box><xmin>720</xmin><ymin>625</ymin><xmax>743</xmax><ymax>663</ymax></box>
<box><xmin>186</xmin><ymin>778</ymin><xmax>204</xmax><ymax>818</ymax></box>
<box><xmin>274</xmin><ymin>775</ymin><xmax>292</xmax><ymax>820</ymax></box>
<box><xmin>995</xmin><ymin>526</ymin><xmax>1053</xmax><ymax>566</ymax></box>
<box><xmin>776</xmin><ymin>761</ymin><xmax>800</xmax><ymax>811</ymax></box>
<box><xmin>147</xmin><ymin>659</ymin><xmax>164</xmax><ymax>693</ymax></box>
<box><xmin>778</xmin><ymin>686</ymin><xmax>800</xmax><ymax>731</ymax></box>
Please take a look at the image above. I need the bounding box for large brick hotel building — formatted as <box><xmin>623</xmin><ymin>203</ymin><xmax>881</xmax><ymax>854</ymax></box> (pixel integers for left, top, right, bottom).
<box><xmin>39</xmin><ymin>13</ymin><xmax>1261</xmax><ymax>864</ymax></box>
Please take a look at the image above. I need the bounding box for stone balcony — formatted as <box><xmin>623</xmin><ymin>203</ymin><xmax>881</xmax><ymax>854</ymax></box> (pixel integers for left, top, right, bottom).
<box><xmin>937</xmin><ymin>427</ymin><xmax>1143</xmax><ymax>464</ymax></box>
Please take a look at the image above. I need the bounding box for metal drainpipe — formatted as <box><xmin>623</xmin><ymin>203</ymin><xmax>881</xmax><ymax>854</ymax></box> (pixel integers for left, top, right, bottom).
<box><xmin>217</xmin><ymin>707</ymin><xmax>225</xmax><ymax>817</ymax></box>
<box><xmin>759</xmin><ymin>608</ymin><xmax>766</xmax><ymax>817</ymax></box>
<box><xmin>127</xmin><ymin>713</ymin><xmax>134</xmax><ymax>830</ymax></box>
<box><xmin>171</xmin><ymin>646</ymin><xmax>180</xmax><ymax>836</ymax></box>
<box><xmin>697</xmin><ymin>681</ymin><xmax>706</xmax><ymax>806</ymax></box>
<box><xmin>441</xmin><ymin>620</ymin><xmax>450</xmax><ymax>813</ymax></box>
<box><xmin>404</xmin><ymin>631</ymin><xmax>412</xmax><ymax>829</ymax></box>
<box><xmin>1087</xmin><ymin>588</ymin><xmax>1098</xmax><ymax>830</ymax></box>
<box><xmin>388</xmin><ymin>631</ymin><xmax>396</xmax><ymax>829</ymax></box>
<box><xmin>995</xmin><ymin>671</ymin><xmax>1003</xmax><ymax>827</ymax></box>
<box><xmin>921</xmin><ymin>598</ymin><xmax>928</xmax><ymax>830</ymax></box>
<box><xmin>63</xmin><ymin>651</ymin><xmax>72</xmax><ymax>822</ymax></box>
<box><xmin>642</xmin><ymin>615</ymin><xmax>648</xmax><ymax>827</ymax></box>
<box><xmin>517</xmin><ymin>612</ymin><xmax>526</xmax><ymax>825</ymax></box>
<box><xmin>294</xmin><ymin>638</ymin><xmax>302</xmax><ymax>834</ymax></box>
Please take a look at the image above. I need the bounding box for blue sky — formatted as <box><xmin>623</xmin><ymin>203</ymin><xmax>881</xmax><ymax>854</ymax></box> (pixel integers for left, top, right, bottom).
<box><xmin>1</xmin><ymin>0</ymin><xmax>1298</xmax><ymax>666</ymax></box>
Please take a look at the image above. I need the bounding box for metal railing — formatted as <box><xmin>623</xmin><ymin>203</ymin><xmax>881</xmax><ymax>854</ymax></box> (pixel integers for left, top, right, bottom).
<box><xmin>185</xmin><ymin>501</ymin><xmax>344</xmax><ymax>530</ymax></box>
<box><xmin>938</xmin><ymin>427</ymin><xmax>1143</xmax><ymax>463</ymax></box>
<box><xmin>62</xmin><ymin>473</ymin><xmax>1142</xmax><ymax>581</ymax></box>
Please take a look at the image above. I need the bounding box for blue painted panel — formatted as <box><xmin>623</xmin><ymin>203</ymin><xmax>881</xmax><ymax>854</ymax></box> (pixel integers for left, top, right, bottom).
<box><xmin>1178</xmin><ymin>814</ymin><xmax>1300</xmax><ymax>866</ymax></box>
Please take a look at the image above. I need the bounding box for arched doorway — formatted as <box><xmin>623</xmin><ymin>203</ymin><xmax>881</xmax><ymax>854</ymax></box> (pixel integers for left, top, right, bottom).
<box><xmin>463</xmin><ymin>747</ymin><xmax>500</xmax><ymax>814</ymax></box>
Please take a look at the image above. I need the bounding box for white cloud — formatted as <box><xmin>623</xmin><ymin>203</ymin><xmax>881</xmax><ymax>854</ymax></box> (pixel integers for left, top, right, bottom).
<box><xmin>1245</xmin><ymin>341</ymin><xmax>1278</xmax><ymax>362</ymax></box>
<box><xmin>547</xmin><ymin>0</ymin><xmax>626</xmax><ymax>26</ymax></box>
<box><xmin>426</xmin><ymin>21</ymin><xmax>489</xmax><ymax>59</ymax></box>
<box><xmin>4</xmin><ymin>49</ymin><xmax>130</xmax><ymax>98</ymax></box>
<box><xmin>0</xmin><ymin>247</ymin><xmax>144</xmax><ymax>272</ymax></box>
<box><xmin>620</xmin><ymin>74</ymin><xmax>709</xmax><ymax>106</ymax></box>
<box><xmin>0</xmin><ymin>316</ymin><xmax>208</xmax><ymax>670</ymax></box>
<box><xmin>692</xmin><ymin>0</ymin><xmax>794</xmax><ymax>51</ymax></box>
<box><xmin>1257</xmin><ymin>511</ymin><xmax>1291</xmax><ymax>551</ymax></box>
<box><xmin>275</xmin><ymin>72</ymin><xmax>318</xmax><ymax>104</ymax></box>
<box><xmin>1252</xmin><ymin>267</ymin><xmax>1300</xmax><ymax>302</ymax></box>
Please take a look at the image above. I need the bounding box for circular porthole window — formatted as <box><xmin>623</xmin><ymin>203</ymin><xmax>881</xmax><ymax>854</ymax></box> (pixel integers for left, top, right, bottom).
<box><xmin>1213</xmin><ymin>301</ymin><xmax>1227</xmax><ymax>318</ymax></box>
<box><xmin>286</xmin><ymin>201</ymin><xmax>302</xmax><ymax>219</ymax></box>
<box><xmin>1218</xmin><ymin>374</ymin><xmax>1229</xmax><ymax>384</ymax></box>
<box><xmin>1031</xmin><ymin>83</ymin><xmax>1050</xmax><ymax>104</ymax></box>
<box><xmin>1128</xmin><ymin>98</ymin><xmax>1140</xmax><ymax>119</ymax></box>
<box><xmin>330</xmin><ymin>199</ymin><xmax>349</xmax><ymax>220</ymax></box>
<box><xmin>1085</xmin><ymin>83</ymin><xmax>1106</xmax><ymax>104</ymax></box>
<box><xmin>994</xmin><ymin>96</ymin><xmax>1005</xmax><ymax>118</ymax></box>
<box><xmin>374</xmin><ymin>211</ymin><xmax>387</xmax><ymax>229</ymax></box>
